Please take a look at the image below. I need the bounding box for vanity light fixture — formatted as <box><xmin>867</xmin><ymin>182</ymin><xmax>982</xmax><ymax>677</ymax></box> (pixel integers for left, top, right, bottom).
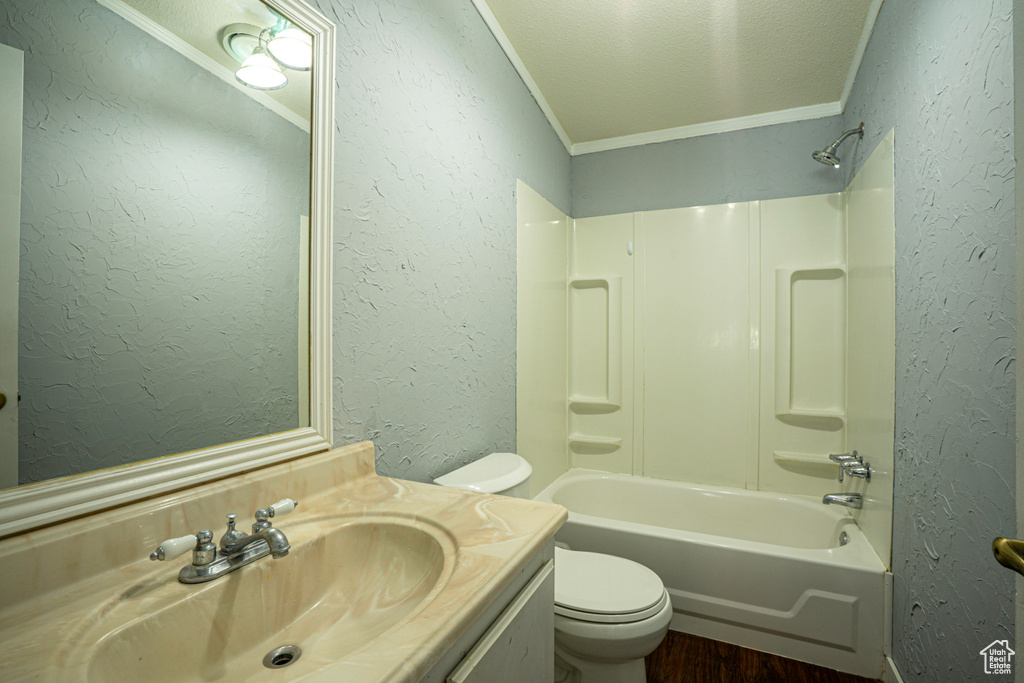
<box><xmin>267</xmin><ymin>27</ymin><xmax>312</xmax><ymax>71</ymax></box>
<box><xmin>221</xmin><ymin>23</ymin><xmax>263</xmax><ymax>64</ymax></box>
<box><xmin>235</xmin><ymin>46</ymin><xmax>288</xmax><ymax>90</ymax></box>
<box><xmin>224</xmin><ymin>20</ymin><xmax>311</xmax><ymax>91</ymax></box>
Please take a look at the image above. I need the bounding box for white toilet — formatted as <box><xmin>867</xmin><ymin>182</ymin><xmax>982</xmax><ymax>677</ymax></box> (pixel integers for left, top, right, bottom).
<box><xmin>435</xmin><ymin>453</ymin><xmax>672</xmax><ymax>683</ymax></box>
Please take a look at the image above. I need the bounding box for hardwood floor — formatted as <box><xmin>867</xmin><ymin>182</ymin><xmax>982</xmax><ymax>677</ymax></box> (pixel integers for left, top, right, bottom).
<box><xmin>644</xmin><ymin>631</ymin><xmax>879</xmax><ymax>683</ymax></box>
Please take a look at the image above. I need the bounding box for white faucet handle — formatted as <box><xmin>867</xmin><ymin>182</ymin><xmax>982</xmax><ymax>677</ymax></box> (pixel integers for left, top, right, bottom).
<box><xmin>149</xmin><ymin>534</ymin><xmax>198</xmax><ymax>561</ymax></box>
<box><xmin>269</xmin><ymin>499</ymin><xmax>298</xmax><ymax>517</ymax></box>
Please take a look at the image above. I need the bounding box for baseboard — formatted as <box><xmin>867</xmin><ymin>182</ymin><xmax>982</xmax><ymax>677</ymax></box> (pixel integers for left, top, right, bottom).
<box><xmin>883</xmin><ymin>656</ymin><xmax>904</xmax><ymax>683</ymax></box>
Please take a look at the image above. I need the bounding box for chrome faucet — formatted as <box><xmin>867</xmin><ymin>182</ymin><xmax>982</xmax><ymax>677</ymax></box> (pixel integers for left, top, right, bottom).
<box><xmin>842</xmin><ymin>461</ymin><xmax>871</xmax><ymax>482</ymax></box>
<box><xmin>149</xmin><ymin>498</ymin><xmax>298</xmax><ymax>584</ymax></box>
<box><xmin>822</xmin><ymin>492</ymin><xmax>863</xmax><ymax>509</ymax></box>
<box><xmin>829</xmin><ymin>451</ymin><xmax>871</xmax><ymax>482</ymax></box>
<box><xmin>220</xmin><ymin>508</ymin><xmax>293</xmax><ymax>558</ymax></box>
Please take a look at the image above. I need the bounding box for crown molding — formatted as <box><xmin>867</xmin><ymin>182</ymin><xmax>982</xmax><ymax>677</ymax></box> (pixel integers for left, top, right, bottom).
<box><xmin>473</xmin><ymin>0</ymin><xmax>883</xmax><ymax>158</ymax></box>
<box><xmin>571</xmin><ymin>102</ymin><xmax>842</xmax><ymax>156</ymax></box>
<box><xmin>840</xmin><ymin>0</ymin><xmax>885</xmax><ymax>111</ymax></box>
<box><xmin>469</xmin><ymin>0</ymin><xmax>572</xmax><ymax>153</ymax></box>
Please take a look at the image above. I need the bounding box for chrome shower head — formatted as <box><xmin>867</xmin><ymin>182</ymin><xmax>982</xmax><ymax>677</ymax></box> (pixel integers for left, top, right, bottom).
<box><xmin>812</xmin><ymin>148</ymin><xmax>841</xmax><ymax>167</ymax></box>
<box><xmin>812</xmin><ymin>123</ymin><xmax>864</xmax><ymax>168</ymax></box>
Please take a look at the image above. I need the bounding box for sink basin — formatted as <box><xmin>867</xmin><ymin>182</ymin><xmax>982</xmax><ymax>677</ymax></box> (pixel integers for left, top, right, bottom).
<box><xmin>73</xmin><ymin>515</ymin><xmax>452</xmax><ymax>682</ymax></box>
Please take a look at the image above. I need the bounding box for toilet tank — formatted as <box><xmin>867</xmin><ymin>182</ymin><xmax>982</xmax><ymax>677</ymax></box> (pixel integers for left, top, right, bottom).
<box><xmin>433</xmin><ymin>453</ymin><xmax>533</xmax><ymax>498</ymax></box>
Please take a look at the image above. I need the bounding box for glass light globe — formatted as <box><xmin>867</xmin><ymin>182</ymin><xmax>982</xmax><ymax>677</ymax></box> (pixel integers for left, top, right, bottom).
<box><xmin>267</xmin><ymin>27</ymin><xmax>312</xmax><ymax>71</ymax></box>
<box><xmin>235</xmin><ymin>48</ymin><xmax>288</xmax><ymax>90</ymax></box>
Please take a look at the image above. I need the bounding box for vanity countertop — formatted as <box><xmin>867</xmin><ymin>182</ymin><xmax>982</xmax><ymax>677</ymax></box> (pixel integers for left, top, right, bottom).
<box><xmin>0</xmin><ymin>442</ymin><xmax>566</xmax><ymax>682</ymax></box>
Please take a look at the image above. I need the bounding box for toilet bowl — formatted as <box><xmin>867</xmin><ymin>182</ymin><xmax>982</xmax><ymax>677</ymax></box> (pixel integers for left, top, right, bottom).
<box><xmin>434</xmin><ymin>453</ymin><xmax>670</xmax><ymax>683</ymax></box>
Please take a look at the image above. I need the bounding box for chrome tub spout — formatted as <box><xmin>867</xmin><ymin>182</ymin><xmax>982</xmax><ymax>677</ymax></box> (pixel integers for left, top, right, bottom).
<box><xmin>822</xmin><ymin>492</ymin><xmax>862</xmax><ymax>509</ymax></box>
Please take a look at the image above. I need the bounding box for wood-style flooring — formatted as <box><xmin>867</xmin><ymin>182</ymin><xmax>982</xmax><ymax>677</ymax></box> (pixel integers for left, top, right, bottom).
<box><xmin>644</xmin><ymin>631</ymin><xmax>879</xmax><ymax>683</ymax></box>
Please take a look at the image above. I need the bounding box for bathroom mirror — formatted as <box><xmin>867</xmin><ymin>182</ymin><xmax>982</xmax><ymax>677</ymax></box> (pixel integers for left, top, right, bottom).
<box><xmin>0</xmin><ymin>0</ymin><xmax>335</xmax><ymax>537</ymax></box>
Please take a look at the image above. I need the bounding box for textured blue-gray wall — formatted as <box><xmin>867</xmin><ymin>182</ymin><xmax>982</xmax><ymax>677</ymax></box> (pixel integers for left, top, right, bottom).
<box><xmin>2</xmin><ymin>0</ymin><xmax>309</xmax><ymax>483</ymax></box>
<box><xmin>1017</xmin><ymin>0</ymin><xmax>1024</xmax><ymax>664</ymax></box>
<box><xmin>311</xmin><ymin>0</ymin><xmax>571</xmax><ymax>480</ymax></box>
<box><xmin>570</xmin><ymin>116</ymin><xmax>847</xmax><ymax>218</ymax></box>
<box><xmin>841</xmin><ymin>1</ymin><xmax>1016</xmax><ymax>680</ymax></box>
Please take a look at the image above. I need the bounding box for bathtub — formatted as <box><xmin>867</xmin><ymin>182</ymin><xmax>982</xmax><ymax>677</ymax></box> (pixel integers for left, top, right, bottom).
<box><xmin>534</xmin><ymin>469</ymin><xmax>887</xmax><ymax>679</ymax></box>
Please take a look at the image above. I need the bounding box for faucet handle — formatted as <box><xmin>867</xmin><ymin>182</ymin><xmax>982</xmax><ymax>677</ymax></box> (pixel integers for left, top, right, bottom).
<box><xmin>844</xmin><ymin>461</ymin><xmax>872</xmax><ymax>482</ymax></box>
<box><xmin>830</xmin><ymin>452</ymin><xmax>860</xmax><ymax>482</ymax></box>
<box><xmin>192</xmin><ymin>529</ymin><xmax>217</xmax><ymax>566</ymax></box>
<box><xmin>253</xmin><ymin>508</ymin><xmax>271</xmax><ymax>532</ymax></box>
<box><xmin>149</xmin><ymin>534</ymin><xmax>199</xmax><ymax>561</ymax></box>
<box><xmin>253</xmin><ymin>499</ymin><xmax>298</xmax><ymax>532</ymax></box>
<box><xmin>269</xmin><ymin>499</ymin><xmax>298</xmax><ymax>518</ymax></box>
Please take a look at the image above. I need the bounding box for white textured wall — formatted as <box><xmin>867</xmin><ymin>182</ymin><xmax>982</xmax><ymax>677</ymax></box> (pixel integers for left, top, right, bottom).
<box><xmin>841</xmin><ymin>2</ymin><xmax>1016</xmax><ymax>680</ymax></box>
<box><xmin>2</xmin><ymin>0</ymin><xmax>309</xmax><ymax>484</ymax></box>
<box><xmin>570</xmin><ymin>116</ymin><xmax>848</xmax><ymax>218</ymax></box>
<box><xmin>312</xmin><ymin>0</ymin><xmax>571</xmax><ymax>481</ymax></box>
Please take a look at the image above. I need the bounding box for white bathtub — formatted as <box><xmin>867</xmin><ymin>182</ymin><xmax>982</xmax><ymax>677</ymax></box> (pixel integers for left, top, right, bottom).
<box><xmin>534</xmin><ymin>469</ymin><xmax>887</xmax><ymax>679</ymax></box>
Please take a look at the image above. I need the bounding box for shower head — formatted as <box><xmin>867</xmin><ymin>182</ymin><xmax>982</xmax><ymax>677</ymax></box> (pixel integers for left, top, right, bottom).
<box><xmin>812</xmin><ymin>123</ymin><xmax>864</xmax><ymax>168</ymax></box>
<box><xmin>812</xmin><ymin>148</ymin><xmax>841</xmax><ymax>167</ymax></box>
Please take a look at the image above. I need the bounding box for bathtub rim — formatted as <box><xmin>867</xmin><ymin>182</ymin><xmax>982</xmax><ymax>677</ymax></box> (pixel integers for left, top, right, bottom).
<box><xmin>535</xmin><ymin>468</ymin><xmax>886</xmax><ymax>572</ymax></box>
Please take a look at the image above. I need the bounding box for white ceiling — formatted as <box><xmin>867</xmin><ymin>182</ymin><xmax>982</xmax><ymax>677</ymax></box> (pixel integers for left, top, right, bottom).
<box><xmin>110</xmin><ymin>0</ymin><xmax>311</xmax><ymax>127</ymax></box>
<box><xmin>480</xmin><ymin>0</ymin><xmax>880</xmax><ymax>153</ymax></box>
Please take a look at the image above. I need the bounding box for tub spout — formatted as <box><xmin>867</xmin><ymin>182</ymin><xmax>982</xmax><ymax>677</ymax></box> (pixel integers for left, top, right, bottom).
<box><xmin>822</xmin><ymin>492</ymin><xmax>862</xmax><ymax>509</ymax></box>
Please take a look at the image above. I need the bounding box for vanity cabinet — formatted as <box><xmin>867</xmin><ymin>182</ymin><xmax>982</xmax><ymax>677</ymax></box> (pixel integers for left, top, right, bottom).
<box><xmin>422</xmin><ymin>541</ymin><xmax>555</xmax><ymax>683</ymax></box>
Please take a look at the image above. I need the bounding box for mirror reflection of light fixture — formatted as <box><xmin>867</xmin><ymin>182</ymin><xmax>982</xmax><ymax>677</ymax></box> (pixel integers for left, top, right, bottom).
<box><xmin>223</xmin><ymin>20</ymin><xmax>311</xmax><ymax>91</ymax></box>
<box><xmin>235</xmin><ymin>47</ymin><xmax>288</xmax><ymax>90</ymax></box>
<box><xmin>267</xmin><ymin>27</ymin><xmax>312</xmax><ymax>71</ymax></box>
<box><xmin>221</xmin><ymin>23</ymin><xmax>263</xmax><ymax>63</ymax></box>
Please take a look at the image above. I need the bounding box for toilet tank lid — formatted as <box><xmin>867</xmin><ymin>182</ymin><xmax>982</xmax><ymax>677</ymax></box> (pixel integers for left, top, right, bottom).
<box><xmin>433</xmin><ymin>453</ymin><xmax>532</xmax><ymax>494</ymax></box>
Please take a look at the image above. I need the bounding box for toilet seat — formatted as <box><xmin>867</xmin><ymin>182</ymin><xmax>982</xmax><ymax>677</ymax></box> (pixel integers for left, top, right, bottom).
<box><xmin>554</xmin><ymin>547</ymin><xmax>667</xmax><ymax>624</ymax></box>
<box><xmin>555</xmin><ymin>589</ymin><xmax>670</xmax><ymax>624</ymax></box>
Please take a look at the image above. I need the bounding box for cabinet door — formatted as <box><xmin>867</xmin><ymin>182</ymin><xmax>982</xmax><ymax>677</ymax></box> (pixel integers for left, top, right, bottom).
<box><xmin>447</xmin><ymin>560</ymin><xmax>554</xmax><ymax>683</ymax></box>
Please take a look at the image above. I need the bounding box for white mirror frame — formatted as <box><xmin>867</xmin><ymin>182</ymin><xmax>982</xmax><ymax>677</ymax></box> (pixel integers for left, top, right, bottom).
<box><xmin>0</xmin><ymin>0</ymin><xmax>335</xmax><ymax>539</ymax></box>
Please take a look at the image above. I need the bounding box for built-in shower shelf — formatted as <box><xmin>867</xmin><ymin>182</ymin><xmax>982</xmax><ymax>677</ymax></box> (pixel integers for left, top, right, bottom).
<box><xmin>569</xmin><ymin>434</ymin><xmax>622</xmax><ymax>455</ymax></box>
<box><xmin>569</xmin><ymin>398</ymin><xmax>620</xmax><ymax>414</ymax></box>
<box><xmin>776</xmin><ymin>409</ymin><xmax>846</xmax><ymax>429</ymax></box>
<box><xmin>773</xmin><ymin>451</ymin><xmax>839</xmax><ymax>467</ymax></box>
<box><xmin>774</xmin><ymin>266</ymin><xmax>847</xmax><ymax>430</ymax></box>
<box><xmin>569</xmin><ymin>276</ymin><xmax>622</xmax><ymax>409</ymax></box>
<box><xmin>772</xmin><ymin>451</ymin><xmax>843</xmax><ymax>478</ymax></box>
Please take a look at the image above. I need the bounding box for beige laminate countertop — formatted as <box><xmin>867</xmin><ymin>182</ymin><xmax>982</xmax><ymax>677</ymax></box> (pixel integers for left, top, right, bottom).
<box><xmin>0</xmin><ymin>442</ymin><xmax>566</xmax><ymax>682</ymax></box>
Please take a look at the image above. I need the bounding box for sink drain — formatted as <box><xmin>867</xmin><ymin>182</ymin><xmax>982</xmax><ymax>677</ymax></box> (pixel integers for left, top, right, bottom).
<box><xmin>263</xmin><ymin>645</ymin><xmax>302</xmax><ymax>669</ymax></box>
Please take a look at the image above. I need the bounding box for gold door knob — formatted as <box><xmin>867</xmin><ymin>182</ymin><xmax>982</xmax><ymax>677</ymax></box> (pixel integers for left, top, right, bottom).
<box><xmin>993</xmin><ymin>537</ymin><xmax>1024</xmax><ymax>576</ymax></box>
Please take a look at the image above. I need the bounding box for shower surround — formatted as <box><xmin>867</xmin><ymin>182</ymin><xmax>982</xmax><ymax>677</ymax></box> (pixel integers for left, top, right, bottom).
<box><xmin>517</xmin><ymin>132</ymin><xmax>896</xmax><ymax>678</ymax></box>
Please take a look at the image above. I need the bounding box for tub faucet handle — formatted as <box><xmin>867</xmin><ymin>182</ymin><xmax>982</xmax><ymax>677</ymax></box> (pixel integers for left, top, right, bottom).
<box><xmin>843</xmin><ymin>461</ymin><xmax>871</xmax><ymax>482</ymax></box>
<box><xmin>830</xmin><ymin>452</ymin><xmax>860</xmax><ymax>482</ymax></box>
